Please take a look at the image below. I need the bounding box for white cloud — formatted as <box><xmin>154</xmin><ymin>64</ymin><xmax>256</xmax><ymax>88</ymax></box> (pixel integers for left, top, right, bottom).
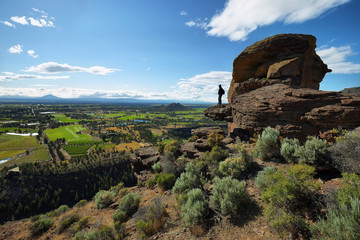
<box><xmin>28</xmin><ymin>17</ymin><xmax>54</xmax><ymax>27</ymax></box>
<box><xmin>180</xmin><ymin>10</ymin><xmax>188</xmax><ymax>16</ymax></box>
<box><xmin>24</xmin><ymin>62</ymin><xmax>120</xmax><ymax>75</ymax></box>
<box><xmin>8</xmin><ymin>44</ymin><xmax>23</xmax><ymax>54</ymax></box>
<box><xmin>1</xmin><ymin>20</ymin><xmax>15</xmax><ymax>28</ymax></box>
<box><xmin>8</xmin><ymin>8</ymin><xmax>55</xmax><ymax>28</ymax></box>
<box><xmin>177</xmin><ymin>71</ymin><xmax>232</xmax><ymax>101</ymax></box>
<box><xmin>27</xmin><ymin>50</ymin><xmax>39</xmax><ymax>58</ymax></box>
<box><xmin>10</xmin><ymin>16</ymin><xmax>28</xmax><ymax>25</ymax></box>
<box><xmin>0</xmin><ymin>70</ymin><xmax>232</xmax><ymax>102</ymax></box>
<box><xmin>317</xmin><ymin>45</ymin><xmax>360</xmax><ymax>74</ymax></box>
<box><xmin>192</xmin><ymin>0</ymin><xmax>351</xmax><ymax>41</ymax></box>
<box><xmin>185</xmin><ymin>19</ymin><xmax>208</xmax><ymax>29</ymax></box>
<box><xmin>0</xmin><ymin>72</ymin><xmax>69</xmax><ymax>81</ymax></box>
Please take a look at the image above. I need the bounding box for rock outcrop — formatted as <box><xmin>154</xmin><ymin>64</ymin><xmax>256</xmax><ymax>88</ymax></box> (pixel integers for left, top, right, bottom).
<box><xmin>131</xmin><ymin>146</ymin><xmax>160</xmax><ymax>172</ymax></box>
<box><xmin>228</xmin><ymin>34</ymin><xmax>331</xmax><ymax>103</ymax></box>
<box><xmin>205</xmin><ymin>33</ymin><xmax>360</xmax><ymax>140</ymax></box>
<box><xmin>206</xmin><ymin>84</ymin><xmax>360</xmax><ymax>141</ymax></box>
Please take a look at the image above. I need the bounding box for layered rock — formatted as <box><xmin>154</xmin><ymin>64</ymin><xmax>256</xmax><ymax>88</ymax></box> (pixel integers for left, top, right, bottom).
<box><xmin>228</xmin><ymin>34</ymin><xmax>331</xmax><ymax>103</ymax></box>
<box><xmin>205</xmin><ymin>84</ymin><xmax>360</xmax><ymax>141</ymax></box>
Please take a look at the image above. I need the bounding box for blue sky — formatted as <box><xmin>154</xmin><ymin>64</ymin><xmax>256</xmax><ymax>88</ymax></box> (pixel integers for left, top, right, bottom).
<box><xmin>0</xmin><ymin>0</ymin><xmax>359</xmax><ymax>103</ymax></box>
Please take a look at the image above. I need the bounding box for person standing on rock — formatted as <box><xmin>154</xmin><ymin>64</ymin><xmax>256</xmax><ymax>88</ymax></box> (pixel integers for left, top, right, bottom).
<box><xmin>218</xmin><ymin>85</ymin><xmax>225</xmax><ymax>106</ymax></box>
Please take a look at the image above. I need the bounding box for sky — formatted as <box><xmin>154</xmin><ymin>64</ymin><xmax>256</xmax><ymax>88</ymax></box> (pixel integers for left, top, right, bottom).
<box><xmin>0</xmin><ymin>0</ymin><xmax>359</xmax><ymax>103</ymax></box>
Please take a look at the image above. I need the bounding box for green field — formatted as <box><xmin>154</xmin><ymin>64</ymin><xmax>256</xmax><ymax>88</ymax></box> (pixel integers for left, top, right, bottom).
<box><xmin>1</xmin><ymin>148</ymin><xmax>49</xmax><ymax>167</ymax></box>
<box><xmin>52</xmin><ymin>114</ymin><xmax>81</xmax><ymax>123</ymax></box>
<box><xmin>0</xmin><ymin>134</ymin><xmax>42</xmax><ymax>150</ymax></box>
<box><xmin>0</xmin><ymin>149</ymin><xmax>25</xmax><ymax>159</ymax></box>
<box><xmin>45</xmin><ymin>125</ymin><xmax>92</xmax><ymax>142</ymax></box>
<box><xmin>0</xmin><ymin>127</ymin><xmax>38</xmax><ymax>133</ymax></box>
<box><xmin>63</xmin><ymin>145</ymin><xmax>91</xmax><ymax>157</ymax></box>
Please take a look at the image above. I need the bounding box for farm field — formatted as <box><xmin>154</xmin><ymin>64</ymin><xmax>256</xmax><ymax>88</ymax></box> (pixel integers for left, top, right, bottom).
<box><xmin>45</xmin><ymin>125</ymin><xmax>92</xmax><ymax>142</ymax></box>
<box><xmin>1</xmin><ymin>148</ymin><xmax>50</xmax><ymax>167</ymax></box>
<box><xmin>52</xmin><ymin>114</ymin><xmax>81</xmax><ymax>123</ymax></box>
<box><xmin>0</xmin><ymin>134</ymin><xmax>42</xmax><ymax>150</ymax></box>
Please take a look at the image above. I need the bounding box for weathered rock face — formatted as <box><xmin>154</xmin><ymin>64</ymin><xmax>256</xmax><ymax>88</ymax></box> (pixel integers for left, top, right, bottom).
<box><xmin>228</xmin><ymin>34</ymin><xmax>331</xmax><ymax>103</ymax></box>
<box><xmin>131</xmin><ymin>146</ymin><xmax>160</xmax><ymax>172</ymax></box>
<box><xmin>205</xmin><ymin>84</ymin><xmax>360</xmax><ymax>141</ymax></box>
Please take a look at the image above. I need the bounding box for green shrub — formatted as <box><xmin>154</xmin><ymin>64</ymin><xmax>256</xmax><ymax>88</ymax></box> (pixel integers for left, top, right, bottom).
<box><xmin>219</xmin><ymin>141</ymin><xmax>252</xmax><ymax>179</ymax></box>
<box><xmin>98</xmin><ymin>225</ymin><xmax>115</xmax><ymax>240</ymax></box>
<box><xmin>181</xmin><ymin>188</ymin><xmax>208</xmax><ymax>227</ymax></box>
<box><xmin>113</xmin><ymin>192</ymin><xmax>141</xmax><ymax>225</ymax></box>
<box><xmin>135</xmin><ymin>197</ymin><xmax>166</xmax><ymax>238</ymax></box>
<box><xmin>56</xmin><ymin>204</ymin><xmax>70</xmax><ymax>214</ymax></box>
<box><xmin>280</xmin><ymin>138</ymin><xmax>300</xmax><ymax>163</ymax></box>
<box><xmin>109</xmin><ymin>182</ymin><xmax>125</xmax><ymax>195</ymax></box>
<box><xmin>254</xmin><ymin>166</ymin><xmax>277</xmax><ymax>191</ymax></box>
<box><xmin>73</xmin><ymin>225</ymin><xmax>115</xmax><ymax>240</ymax></box>
<box><xmin>74</xmin><ymin>199</ymin><xmax>87</xmax><ymax>208</ymax></box>
<box><xmin>29</xmin><ymin>214</ymin><xmax>54</xmax><ymax>236</ymax></box>
<box><xmin>154</xmin><ymin>172</ymin><xmax>176</xmax><ymax>190</ymax></box>
<box><xmin>198</xmin><ymin>145</ymin><xmax>229</xmax><ymax>175</ymax></box>
<box><xmin>164</xmin><ymin>140</ymin><xmax>179</xmax><ymax>154</ymax></box>
<box><xmin>258</xmin><ymin>164</ymin><xmax>319</xmax><ymax>237</ymax></box>
<box><xmin>112</xmin><ymin>209</ymin><xmax>127</xmax><ymax>223</ymax></box>
<box><xmin>58</xmin><ymin>213</ymin><xmax>80</xmax><ymax>233</ymax></box>
<box><xmin>146</xmin><ymin>178</ymin><xmax>156</xmax><ymax>189</ymax></box>
<box><xmin>209</xmin><ymin>131</ymin><xmax>224</xmax><ymax>147</ymax></box>
<box><xmin>210</xmin><ymin>177</ymin><xmax>248</xmax><ymax>216</ymax></box>
<box><xmin>330</xmin><ymin>130</ymin><xmax>360</xmax><ymax>174</ymax></box>
<box><xmin>205</xmin><ymin>145</ymin><xmax>229</xmax><ymax>163</ymax></box>
<box><xmin>72</xmin><ymin>216</ymin><xmax>89</xmax><ymax>233</ymax></box>
<box><xmin>158</xmin><ymin>141</ymin><xmax>166</xmax><ymax>153</ymax></box>
<box><xmin>336</xmin><ymin>172</ymin><xmax>360</xmax><ymax>207</ymax></box>
<box><xmin>173</xmin><ymin>162</ymin><xmax>206</xmax><ymax>194</ymax></box>
<box><xmin>118</xmin><ymin>192</ymin><xmax>141</xmax><ymax>216</ymax></box>
<box><xmin>294</xmin><ymin>137</ymin><xmax>328</xmax><ymax>165</ymax></box>
<box><xmin>152</xmin><ymin>162</ymin><xmax>162</xmax><ymax>173</ymax></box>
<box><xmin>94</xmin><ymin>190</ymin><xmax>116</xmax><ymax>209</ymax></box>
<box><xmin>254</xmin><ymin>126</ymin><xmax>280</xmax><ymax>160</ymax></box>
<box><xmin>219</xmin><ymin>155</ymin><xmax>252</xmax><ymax>179</ymax></box>
<box><xmin>114</xmin><ymin>221</ymin><xmax>126</xmax><ymax>238</ymax></box>
<box><xmin>310</xmin><ymin>198</ymin><xmax>360</xmax><ymax>240</ymax></box>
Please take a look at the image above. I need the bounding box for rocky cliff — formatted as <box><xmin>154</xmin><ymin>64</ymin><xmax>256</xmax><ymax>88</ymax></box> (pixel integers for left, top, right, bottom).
<box><xmin>206</xmin><ymin>34</ymin><xmax>360</xmax><ymax>140</ymax></box>
<box><xmin>228</xmin><ymin>34</ymin><xmax>331</xmax><ymax>103</ymax></box>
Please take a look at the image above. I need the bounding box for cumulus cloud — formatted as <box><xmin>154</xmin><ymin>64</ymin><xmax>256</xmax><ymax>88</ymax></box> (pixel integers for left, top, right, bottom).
<box><xmin>317</xmin><ymin>45</ymin><xmax>360</xmax><ymax>74</ymax></box>
<box><xmin>1</xmin><ymin>20</ymin><xmax>15</xmax><ymax>28</ymax></box>
<box><xmin>0</xmin><ymin>72</ymin><xmax>69</xmax><ymax>81</ymax></box>
<box><xmin>8</xmin><ymin>8</ymin><xmax>55</xmax><ymax>28</ymax></box>
<box><xmin>189</xmin><ymin>0</ymin><xmax>350</xmax><ymax>41</ymax></box>
<box><xmin>177</xmin><ymin>71</ymin><xmax>232</xmax><ymax>101</ymax></box>
<box><xmin>8</xmin><ymin>44</ymin><xmax>23</xmax><ymax>54</ymax></box>
<box><xmin>24</xmin><ymin>62</ymin><xmax>120</xmax><ymax>75</ymax></box>
<box><xmin>10</xmin><ymin>16</ymin><xmax>28</xmax><ymax>25</ymax></box>
<box><xmin>27</xmin><ymin>50</ymin><xmax>39</xmax><ymax>58</ymax></box>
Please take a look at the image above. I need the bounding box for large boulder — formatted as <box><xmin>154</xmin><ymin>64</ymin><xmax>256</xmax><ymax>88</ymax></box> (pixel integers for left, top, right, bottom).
<box><xmin>205</xmin><ymin>84</ymin><xmax>360</xmax><ymax>141</ymax></box>
<box><xmin>228</xmin><ymin>34</ymin><xmax>331</xmax><ymax>103</ymax></box>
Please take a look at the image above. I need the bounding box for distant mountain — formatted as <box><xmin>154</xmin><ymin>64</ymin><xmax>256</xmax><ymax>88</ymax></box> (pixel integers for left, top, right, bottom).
<box><xmin>39</xmin><ymin>94</ymin><xmax>63</xmax><ymax>100</ymax></box>
<box><xmin>341</xmin><ymin>87</ymin><xmax>360</xmax><ymax>97</ymax></box>
<box><xmin>153</xmin><ymin>103</ymin><xmax>194</xmax><ymax>112</ymax></box>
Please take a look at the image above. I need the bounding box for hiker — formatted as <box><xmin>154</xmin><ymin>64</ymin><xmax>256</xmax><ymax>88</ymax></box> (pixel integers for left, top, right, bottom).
<box><xmin>218</xmin><ymin>85</ymin><xmax>225</xmax><ymax>106</ymax></box>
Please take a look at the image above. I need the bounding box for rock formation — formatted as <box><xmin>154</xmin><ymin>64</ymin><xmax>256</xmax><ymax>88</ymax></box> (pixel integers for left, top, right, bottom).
<box><xmin>206</xmin><ymin>84</ymin><xmax>360</xmax><ymax>141</ymax></box>
<box><xmin>205</xmin><ymin>34</ymin><xmax>360</xmax><ymax>141</ymax></box>
<box><xmin>228</xmin><ymin>34</ymin><xmax>331</xmax><ymax>103</ymax></box>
